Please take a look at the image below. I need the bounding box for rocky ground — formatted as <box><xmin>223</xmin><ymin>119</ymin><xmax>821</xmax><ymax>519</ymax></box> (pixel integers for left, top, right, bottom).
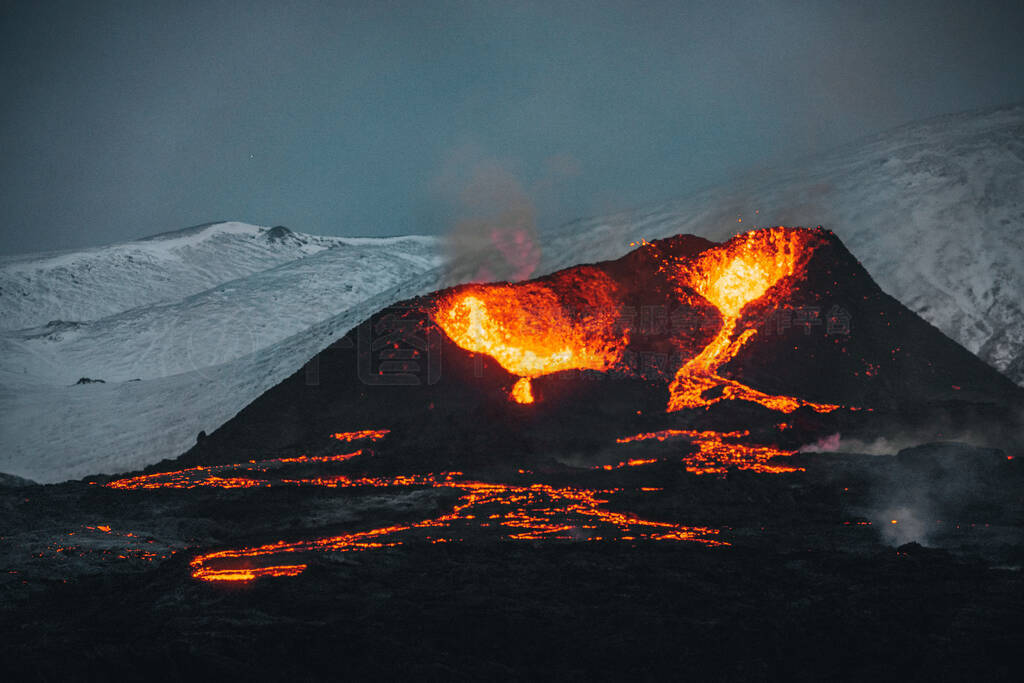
<box><xmin>1</xmin><ymin>441</ymin><xmax>1021</xmax><ymax>681</ymax></box>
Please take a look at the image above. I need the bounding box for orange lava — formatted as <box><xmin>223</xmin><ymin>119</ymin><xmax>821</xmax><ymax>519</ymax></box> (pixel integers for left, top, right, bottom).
<box><xmin>432</xmin><ymin>227</ymin><xmax>847</xmax><ymax>415</ymax></box>
<box><xmin>665</xmin><ymin>228</ymin><xmax>841</xmax><ymax>414</ymax></box>
<box><xmin>331</xmin><ymin>429</ymin><xmax>390</xmax><ymax>442</ymax></box>
<box><xmin>616</xmin><ymin>428</ymin><xmax>801</xmax><ymax>475</ymax></box>
<box><xmin>102</xmin><ymin>423</ymin><xmax>726</xmax><ymax>584</ymax></box>
<box><xmin>432</xmin><ymin>269</ymin><xmax>627</xmax><ymax>402</ymax></box>
<box><xmin>191</xmin><ymin>564</ymin><xmax>308</xmax><ymax>583</ymax></box>
<box><xmin>511</xmin><ymin>377</ymin><xmax>534</xmax><ymax>404</ymax></box>
<box><xmin>600</xmin><ymin>458</ymin><xmax>658</xmax><ymax>471</ymax></box>
<box><xmin>105</xmin><ymin>451</ymin><xmax>365</xmax><ymax>491</ymax></box>
<box><xmin>189</xmin><ymin>473</ymin><xmax>726</xmax><ymax>582</ymax></box>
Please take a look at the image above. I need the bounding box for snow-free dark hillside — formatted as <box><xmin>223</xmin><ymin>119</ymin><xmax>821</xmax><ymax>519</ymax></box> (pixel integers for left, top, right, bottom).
<box><xmin>539</xmin><ymin>104</ymin><xmax>1024</xmax><ymax>384</ymax></box>
<box><xmin>0</xmin><ymin>222</ymin><xmax>347</xmax><ymax>331</ymax></box>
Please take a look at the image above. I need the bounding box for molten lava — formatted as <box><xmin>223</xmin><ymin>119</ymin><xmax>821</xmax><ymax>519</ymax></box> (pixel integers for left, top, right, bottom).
<box><xmin>664</xmin><ymin>228</ymin><xmax>841</xmax><ymax>414</ymax></box>
<box><xmin>188</xmin><ymin>474</ymin><xmax>726</xmax><ymax>583</ymax></box>
<box><xmin>105</xmin><ymin>451</ymin><xmax>365</xmax><ymax>491</ymax></box>
<box><xmin>432</xmin><ymin>227</ymin><xmax>846</xmax><ymax>415</ymax></box>
<box><xmin>616</xmin><ymin>428</ymin><xmax>801</xmax><ymax>475</ymax></box>
<box><xmin>432</xmin><ymin>268</ymin><xmax>628</xmax><ymax>403</ymax></box>
<box><xmin>105</xmin><ymin>428</ymin><xmax>725</xmax><ymax>583</ymax></box>
<box><xmin>89</xmin><ymin>228</ymin><xmax>872</xmax><ymax>586</ymax></box>
<box><xmin>511</xmin><ymin>377</ymin><xmax>534</xmax><ymax>404</ymax></box>
<box><xmin>331</xmin><ymin>429</ymin><xmax>390</xmax><ymax>442</ymax></box>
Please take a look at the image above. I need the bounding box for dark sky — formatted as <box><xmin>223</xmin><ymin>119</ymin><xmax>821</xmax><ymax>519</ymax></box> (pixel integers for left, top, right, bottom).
<box><xmin>2</xmin><ymin>0</ymin><xmax>1023</xmax><ymax>255</ymax></box>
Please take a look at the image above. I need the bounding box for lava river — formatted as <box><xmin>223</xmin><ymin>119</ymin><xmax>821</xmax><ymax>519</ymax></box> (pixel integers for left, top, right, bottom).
<box><xmin>104</xmin><ymin>430</ymin><xmax>725</xmax><ymax>583</ymax></box>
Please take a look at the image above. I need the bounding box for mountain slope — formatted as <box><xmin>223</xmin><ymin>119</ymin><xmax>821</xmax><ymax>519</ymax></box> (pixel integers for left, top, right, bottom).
<box><xmin>0</xmin><ymin>223</ymin><xmax>444</xmax><ymax>483</ymax></box>
<box><xmin>540</xmin><ymin>103</ymin><xmax>1024</xmax><ymax>384</ymax></box>
<box><xmin>0</xmin><ymin>234</ymin><xmax>440</xmax><ymax>385</ymax></box>
<box><xmin>0</xmin><ymin>222</ymin><xmax>346</xmax><ymax>330</ymax></box>
<box><xmin>0</xmin><ymin>264</ymin><xmax>448</xmax><ymax>483</ymax></box>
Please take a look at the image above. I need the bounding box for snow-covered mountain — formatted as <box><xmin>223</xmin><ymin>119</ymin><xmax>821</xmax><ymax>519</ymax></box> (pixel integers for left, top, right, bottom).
<box><xmin>539</xmin><ymin>103</ymin><xmax>1024</xmax><ymax>385</ymax></box>
<box><xmin>0</xmin><ymin>231</ymin><xmax>440</xmax><ymax>385</ymax></box>
<box><xmin>0</xmin><ymin>268</ymin><xmax>447</xmax><ymax>482</ymax></box>
<box><xmin>2</xmin><ymin>103</ymin><xmax>1022</xmax><ymax>483</ymax></box>
<box><xmin>0</xmin><ymin>223</ymin><xmax>443</xmax><ymax>481</ymax></box>
<box><xmin>0</xmin><ymin>222</ymin><xmax>345</xmax><ymax>331</ymax></box>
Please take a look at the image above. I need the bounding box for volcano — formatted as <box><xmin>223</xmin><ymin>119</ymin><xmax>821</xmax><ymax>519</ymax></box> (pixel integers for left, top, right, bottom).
<box><xmin>3</xmin><ymin>227</ymin><xmax>1022</xmax><ymax>680</ymax></box>
<box><xmin>175</xmin><ymin>226</ymin><xmax>1021</xmax><ymax>474</ymax></box>
<box><xmin>110</xmin><ymin>225</ymin><xmax>1017</xmax><ymax>582</ymax></box>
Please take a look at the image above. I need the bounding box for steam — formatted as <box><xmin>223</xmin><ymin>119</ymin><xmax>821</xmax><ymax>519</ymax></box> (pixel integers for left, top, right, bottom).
<box><xmin>798</xmin><ymin>429</ymin><xmax>1001</xmax><ymax>457</ymax></box>
<box><xmin>800</xmin><ymin>428</ymin><xmax>1017</xmax><ymax>548</ymax></box>
<box><xmin>799</xmin><ymin>432</ymin><xmax>840</xmax><ymax>453</ymax></box>
<box><xmin>876</xmin><ymin>506</ymin><xmax>931</xmax><ymax>547</ymax></box>
<box><xmin>435</xmin><ymin>156</ymin><xmax>542</xmax><ymax>285</ymax></box>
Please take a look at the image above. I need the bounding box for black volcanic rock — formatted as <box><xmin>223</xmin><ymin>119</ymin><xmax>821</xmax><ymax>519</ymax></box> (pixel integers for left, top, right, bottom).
<box><xmin>726</xmin><ymin>231</ymin><xmax>1020</xmax><ymax>407</ymax></box>
<box><xmin>0</xmin><ymin>472</ymin><xmax>35</xmax><ymax>488</ymax></box>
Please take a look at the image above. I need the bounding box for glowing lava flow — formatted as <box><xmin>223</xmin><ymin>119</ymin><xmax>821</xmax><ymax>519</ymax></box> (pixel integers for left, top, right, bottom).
<box><xmin>331</xmin><ymin>429</ymin><xmax>390</xmax><ymax>442</ymax></box>
<box><xmin>616</xmin><ymin>429</ymin><xmax>800</xmax><ymax>475</ymax></box>
<box><xmin>432</xmin><ymin>270</ymin><xmax>628</xmax><ymax>403</ymax></box>
<box><xmin>433</xmin><ymin>227</ymin><xmax>844</xmax><ymax>414</ymax></box>
<box><xmin>106</xmin><ymin>434</ymin><xmax>725</xmax><ymax>583</ymax></box>
<box><xmin>105</xmin><ymin>451</ymin><xmax>365</xmax><ymax>491</ymax></box>
<box><xmin>666</xmin><ymin>228</ymin><xmax>841</xmax><ymax>414</ymax></box>
<box><xmin>107</xmin><ymin>430</ymin><xmax>389</xmax><ymax>491</ymax></box>
<box><xmin>188</xmin><ymin>475</ymin><xmax>726</xmax><ymax>583</ymax></box>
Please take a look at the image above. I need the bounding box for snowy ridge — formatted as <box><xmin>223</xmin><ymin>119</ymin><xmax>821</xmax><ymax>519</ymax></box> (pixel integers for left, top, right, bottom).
<box><xmin>539</xmin><ymin>103</ymin><xmax>1024</xmax><ymax>385</ymax></box>
<box><xmin>0</xmin><ymin>264</ymin><xmax>449</xmax><ymax>482</ymax></box>
<box><xmin>0</xmin><ymin>223</ymin><xmax>444</xmax><ymax>482</ymax></box>
<box><xmin>0</xmin><ymin>236</ymin><xmax>441</xmax><ymax>385</ymax></box>
<box><xmin>0</xmin><ymin>222</ymin><xmax>347</xmax><ymax>330</ymax></box>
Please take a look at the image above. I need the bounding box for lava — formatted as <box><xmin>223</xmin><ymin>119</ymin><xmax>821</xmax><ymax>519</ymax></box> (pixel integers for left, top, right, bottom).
<box><xmin>432</xmin><ymin>227</ymin><xmax>846</xmax><ymax>415</ymax></box>
<box><xmin>188</xmin><ymin>474</ymin><xmax>726</xmax><ymax>583</ymax></box>
<box><xmin>664</xmin><ymin>228</ymin><xmax>841</xmax><ymax>413</ymax></box>
<box><xmin>511</xmin><ymin>377</ymin><xmax>534</xmax><ymax>404</ymax></box>
<box><xmin>432</xmin><ymin>268</ymin><xmax>628</xmax><ymax>403</ymax></box>
<box><xmin>331</xmin><ymin>429</ymin><xmax>390</xmax><ymax>442</ymax></box>
<box><xmin>105</xmin><ymin>431</ymin><xmax>725</xmax><ymax>583</ymax></box>
<box><xmin>105</xmin><ymin>451</ymin><xmax>365</xmax><ymax>491</ymax></box>
<box><xmin>99</xmin><ymin>229</ymin><xmax>865</xmax><ymax>584</ymax></box>
<box><xmin>616</xmin><ymin>428</ymin><xmax>801</xmax><ymax>475</ymax></box>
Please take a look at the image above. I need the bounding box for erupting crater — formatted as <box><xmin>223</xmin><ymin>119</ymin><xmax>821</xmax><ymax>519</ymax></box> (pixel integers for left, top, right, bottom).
<box><xmin>664</xmin><ymin>228</ymin><xmax>842</xmax><ymax>413</ymax></box>
<box><xmin>433</xmin><ymin>226</ymin><xmax>844</xmax><ymax>415</ymax></box>
<box><xmin>433</xmin><ymin>268</ymin><xmax>628</xmax><ymax>403</ymax></box>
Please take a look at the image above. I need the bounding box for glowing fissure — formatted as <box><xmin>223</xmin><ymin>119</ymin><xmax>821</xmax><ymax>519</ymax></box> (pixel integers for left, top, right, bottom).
<box><xmin>433</xmin><ymin>271</ymin><xmax>628</xmax><ymax>403</ymax></box>
<box><xmin>432</xmin><ymin>227</ymin><xmax>847</xmax><ymax>415</ymax></box>
<box><xmin>331</xmin><ymin>429</ymin><xmax>390</xmax><ymax>442</ymax></box>
<box><xmin>616</xmin><ymin>428</ymin><xmax>801</xmax><ymax>475</ymax></box>
<box><xmin>666</xmin><ymin>228</ymin><xmax>841</xmax><ymax>414</ymax></box>
<box><xmin>105</xmin><ymin>451</ymin><xmax>365</xmax><ymax>491</ymax></box>
<box><xmin>188</xmin><ymin>474</ymin><xmax>726</xmax><ymax>583</ymax></box>
<box><xmin>107</xmin><ymin>429</ymin><xmax>725</xmax><ymax>584</ymax></box>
